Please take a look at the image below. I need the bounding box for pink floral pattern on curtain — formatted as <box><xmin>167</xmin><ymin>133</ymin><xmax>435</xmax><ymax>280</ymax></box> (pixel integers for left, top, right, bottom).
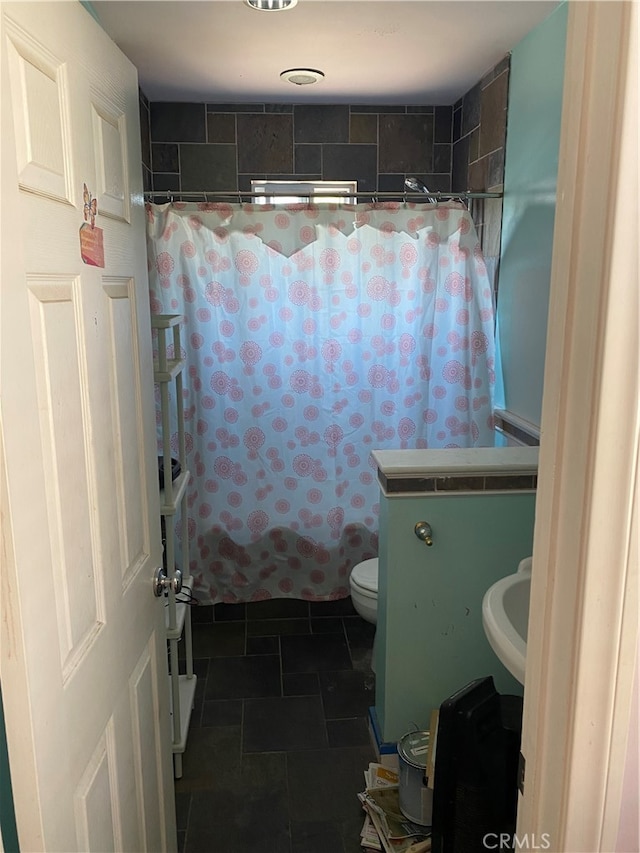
<box><xmin>146</xmin><ymin>201</ymin><xmax>496</xmax><ymax>604</ymax></box>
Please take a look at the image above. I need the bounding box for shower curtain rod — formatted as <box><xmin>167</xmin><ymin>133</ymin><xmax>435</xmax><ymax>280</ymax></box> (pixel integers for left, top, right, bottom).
<box><xmin>143</xmin><ymin>190</ymin><xmax>502</xmax><ymax>202</ymax></box>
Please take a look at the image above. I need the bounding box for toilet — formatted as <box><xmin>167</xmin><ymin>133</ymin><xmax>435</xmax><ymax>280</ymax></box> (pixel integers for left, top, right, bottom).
<box><xmin>349</xmin><ymin>557</ymin><xmax>379</xmax><ymax>625</ymax></box>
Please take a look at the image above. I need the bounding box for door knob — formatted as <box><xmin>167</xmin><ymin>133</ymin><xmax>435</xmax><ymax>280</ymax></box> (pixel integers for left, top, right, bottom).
<box><xmin>414</xmin><ymin>521</ymin><xmax>433</xmax><ymax>546</ymax></box>
<box><xmin>153</xmin><ymin>567</ymin><xmax>182</xmax><ymax>597</ymax></box>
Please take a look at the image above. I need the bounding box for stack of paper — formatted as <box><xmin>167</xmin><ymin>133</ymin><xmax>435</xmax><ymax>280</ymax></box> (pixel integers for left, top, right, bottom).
<box><xmin>358</xmin><ymin>763</ymin><xmax>431</xmax><ymax>853</ymax></box>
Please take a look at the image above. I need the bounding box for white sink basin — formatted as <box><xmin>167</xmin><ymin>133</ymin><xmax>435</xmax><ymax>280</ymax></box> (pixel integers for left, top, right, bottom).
<box><xmin>482</xmin><ymin>557</ymin><xmax>532</xmax><ymax>684</ymax></box>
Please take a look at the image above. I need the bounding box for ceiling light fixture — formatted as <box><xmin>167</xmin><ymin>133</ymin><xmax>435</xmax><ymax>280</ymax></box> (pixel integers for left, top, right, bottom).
<box><xmin>245</xmin><ymin>0</ymin><xmax>298</xmax><ymax>10</ymax></box>
<box><xmin>280</xmin><ymin>68</ymin><xmax>325</xmax><ymax>86</ymax></box>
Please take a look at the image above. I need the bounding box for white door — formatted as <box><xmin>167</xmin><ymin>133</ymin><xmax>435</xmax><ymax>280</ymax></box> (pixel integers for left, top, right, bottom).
<box><xmin>0</xmin><ymin>3</ymin><xmax>176</xmax><ymax>851</ymax></box>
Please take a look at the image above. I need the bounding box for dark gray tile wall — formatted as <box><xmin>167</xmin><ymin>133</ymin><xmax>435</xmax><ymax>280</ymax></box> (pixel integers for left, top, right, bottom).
<box><xmin>139</xmin><ymin>89</ymin><xmax>152</xmax><ymax>194</ymax></box>
<box><xmin>451</xmin><ymin>55</ymin><xmax>511</xmax><ymax>291</ymax></box>
<box><xmin>378</xmin><ymin>113</ymin><xmax>434</xmax><ymax>173</ymax></box>
<box><xmin>151</xmin><ymin>102</ymin><xmax>207</xmax><ymax>142</ymax></box>
<box><xmin>452</xmin><ymin>55</ymin><xmax>510</xmax><ymax>193</ymax></box>
<box><xmin>145</xmin><ymin>102</ymin><xmax>457</xmax><ymax>199</ymax></box>
<box><xmin>379</xmin><ymin>471</ymin><xmax>537</xmax><ymax>494</ymax></box>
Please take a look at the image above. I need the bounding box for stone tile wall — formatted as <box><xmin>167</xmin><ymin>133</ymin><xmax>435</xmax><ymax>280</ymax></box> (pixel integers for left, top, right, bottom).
<box><xmin>140</xmin><ymin>89</ymin><xmax>152</xmax><ymax>194</ymax></box>
<box><xmin>452</xmin><ymin>55</ymin><xmax>510</xmax><ymax>193</ymax></box>
<box><xmin>140</xmin><ymin>102</ymin><xmax>455</xmax><ymax>200</ymax></box>
<box><xmin>452</xmin><ymin>56</ymin><xmax>511</xmax><ymax>285</ymax></box>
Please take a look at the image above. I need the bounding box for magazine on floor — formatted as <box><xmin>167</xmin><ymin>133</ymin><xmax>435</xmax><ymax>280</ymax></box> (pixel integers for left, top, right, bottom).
<box><xmin>358</xmin><ymin>763</ymin><xmax>431</xmax><ymax>853</ymax></box>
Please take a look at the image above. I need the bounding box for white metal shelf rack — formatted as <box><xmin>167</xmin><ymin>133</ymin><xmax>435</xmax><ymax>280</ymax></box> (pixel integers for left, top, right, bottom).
<box><xmin>152</xmin><ymin>313</ymin><xmax>196</xmax><ymax>779</ymax></box>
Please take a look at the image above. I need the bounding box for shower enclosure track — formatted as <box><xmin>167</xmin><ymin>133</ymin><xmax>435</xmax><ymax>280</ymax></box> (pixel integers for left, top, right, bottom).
<box><xmin>143</xmin><ymin>190</ymin><xmax>503</xmax><ymax>202</ymax></box>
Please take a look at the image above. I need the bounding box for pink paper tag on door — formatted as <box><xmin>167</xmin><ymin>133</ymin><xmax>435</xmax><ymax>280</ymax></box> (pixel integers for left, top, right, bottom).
<box><xmin>80</xmin><ymin>223</ymin><xmax>105</xmax><ymax>267</ymax></box>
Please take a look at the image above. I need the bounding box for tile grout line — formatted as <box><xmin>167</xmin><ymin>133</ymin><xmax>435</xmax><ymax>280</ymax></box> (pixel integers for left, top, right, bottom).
<box><xmin>239</xmin><ymin>619</ymin><xmax>247</xmax><ymax>762</ymax></box>
<box><xmin>284</xmin><ymin>736</ymin><xmax>292</xmax><ymax>853</ymax></box>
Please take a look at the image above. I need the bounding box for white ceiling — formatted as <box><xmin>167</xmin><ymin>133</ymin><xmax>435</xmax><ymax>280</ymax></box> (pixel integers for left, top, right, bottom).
<box><xmin>92</xmin><ymin>0</ymin><xmax>558</xmax><ymax>105</ymax></box>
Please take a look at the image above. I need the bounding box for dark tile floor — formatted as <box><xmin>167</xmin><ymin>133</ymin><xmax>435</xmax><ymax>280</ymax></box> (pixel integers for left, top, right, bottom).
<box><xmin>175</xmin><ymin>596</ymin><xmax>377</xmax><ymax>853</ymax></box>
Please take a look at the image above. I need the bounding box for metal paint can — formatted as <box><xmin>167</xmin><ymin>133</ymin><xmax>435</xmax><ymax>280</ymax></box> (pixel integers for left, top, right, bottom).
<box><xmin>397</xmin><ymin>730</ymin><xmax>433</xmax><ymax>826</ymax></box>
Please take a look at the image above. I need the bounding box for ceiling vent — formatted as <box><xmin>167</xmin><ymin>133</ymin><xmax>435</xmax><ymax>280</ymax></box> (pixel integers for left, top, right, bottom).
<box><xmin>245</xmin><ymin>0</ymin><xmax>298</xmax><ymax>10</ymax></box>
<box><xmin>280</xmin><ymin>68</ymin><xmax>325</xmax><ymax>86</ymax></box>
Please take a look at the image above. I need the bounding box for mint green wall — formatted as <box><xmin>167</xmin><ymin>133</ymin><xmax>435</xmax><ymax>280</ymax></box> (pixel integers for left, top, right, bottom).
<box><xmin>80</xmin><ymin>1</ymin><xmax>102</xmax><ymax>24</ymax></box>
<box><xmin>376</xmin><ymin>492</ymin><xmax>536</xmax><ymax>742</ymax></box>
<box><xmin>495</xmin><ymin>3</ymin><xmax>568</xmax><ymax>428</ymax></box>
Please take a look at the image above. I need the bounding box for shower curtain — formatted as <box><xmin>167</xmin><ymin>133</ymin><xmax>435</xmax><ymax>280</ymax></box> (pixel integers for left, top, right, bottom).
<box><xmin>146</xmin><ymin>201</ymin><xmax>496</xmax><ymax>604</ymax></box>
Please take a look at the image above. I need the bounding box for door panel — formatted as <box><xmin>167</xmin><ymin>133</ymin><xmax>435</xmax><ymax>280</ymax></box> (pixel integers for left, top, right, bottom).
<box><xmin>103</xmin><ymin>280</ymin><xmax>149</xmax><ymax>586</ymax></box>
<box><xmin>130</xmin><ymin>642</ymin><xmax>166</xmax><ymax>853</ymax></box>
<box><xmin>91</xmin><ymin>95</ymin><xmax>131</xmax><ymax>223</ymax></box>
<box><xmin>0</xmin><ymin>3</ymin><xmax>176</xmax><ymax>850</ymax></box>
<box><xmin>27</xmin><ymin>277</ymin><xmax>104</xmax><ymax>677</ymax></box>
<box><xmin>5</xmin><ymin>18</ymin><xmax>72</xmax><ymax>202</ymax></box>
<box><xmin>74</xmin><ymin>723</ymin><xmax>119</xmax><ymax>852</ymax></box>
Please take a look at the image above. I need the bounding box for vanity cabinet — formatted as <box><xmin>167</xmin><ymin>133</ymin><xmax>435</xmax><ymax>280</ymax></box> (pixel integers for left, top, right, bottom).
<box><xmin>372</xmin><ymin>448</ymin><xmax>538</xmax><ymax>743</ymax></box>
<box><xmin>152</xmin><ymin>314</ymin><xmax>196</xmax><ymax>778</ymax></box>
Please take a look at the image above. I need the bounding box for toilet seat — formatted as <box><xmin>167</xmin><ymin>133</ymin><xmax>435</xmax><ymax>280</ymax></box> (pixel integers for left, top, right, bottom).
<box><xmin>349</xmin><ymin>558</ymin><xmax>379</xmax><ymax>657</ymax></box>
<box><xmin>350</xmin><ymin>557</ymin><xmax>378</xmax><ymax>595</ymax></box>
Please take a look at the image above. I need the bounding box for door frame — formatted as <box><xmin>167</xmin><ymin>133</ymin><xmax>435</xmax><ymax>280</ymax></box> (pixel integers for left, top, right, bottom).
<box><xmin>518</xmin><ymin>2</ymin><xmax>638</xmax><ymax>850</ymax></box>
